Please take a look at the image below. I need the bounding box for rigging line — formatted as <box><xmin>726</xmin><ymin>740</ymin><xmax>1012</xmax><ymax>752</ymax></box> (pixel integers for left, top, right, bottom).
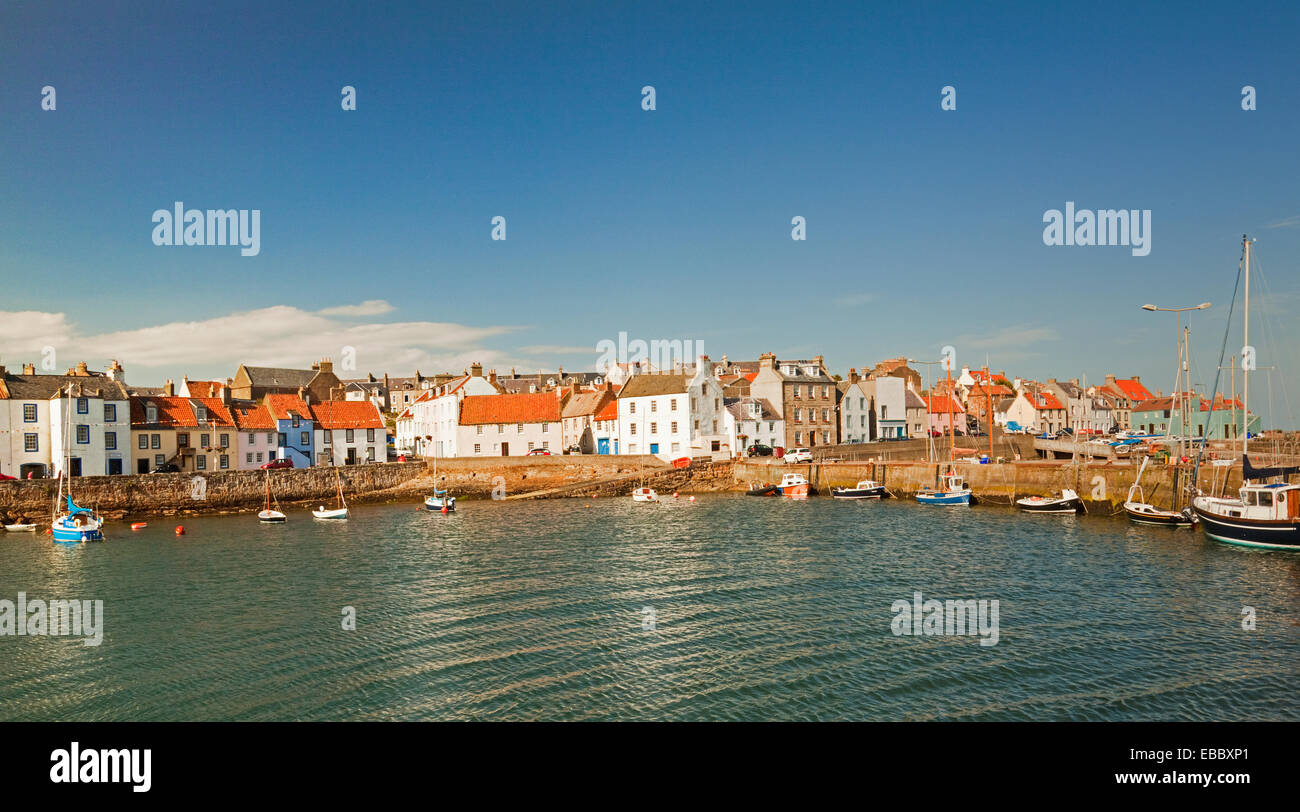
<box><xmin>1247</xmin><ymin>249</ymin><xmax>1297</xmax><ymax>429</ymax></box>
<box><xmin>1191</xmin><ymin>242</ymin><xmax>1244</xmax><ymax>488</ymax></box>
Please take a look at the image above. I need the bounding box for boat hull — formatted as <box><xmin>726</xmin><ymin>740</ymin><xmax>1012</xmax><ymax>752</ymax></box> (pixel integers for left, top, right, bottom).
<box><xmin>258</xmin><ymin>510</ymin><xmax>287</xmax><ymax>523</ymax></box>
<box><xmin>746</xmin><ymin>485</ymin><xmax>779</xmax><ymax>496</ymax></box>
<box><xmin>1191</xmin><ymin>505</ymin><xmax>1300</xmax><ymax>550</ymax></box>
<box><xmin>424</xmin><ymin>497</ymin><xmax>456</xmax><ymax>511</ymax></box>
<box><xmin>778</xmin><ymin>483</ymin><xmax>809</xmax><ymax>499</ymax></box>
<box><xmin>51</xmin><ymin>525</ymin><xmax>103</xmax><ymax>543</ymax></box>
<box><xmin>832</xmin><ymin>487</ymin><xmax>885</xmax><ymax>499</ymax></box>
<box><xmin>1123</xmin><ymin>503</ymin><xmax>1195</xmax><ymax>527</ymax></box>
<box><xmin>4</xmin><ymin>524</ymin><xmax>37</xmax><ymax>532</ymax></box>
<box><xmin>1016</xmin><ymin>497</ymin><xmax>1083</xmax><ymax>514</ymax></box>
<box><xmin>916</xmin><ymin>490</ymin><xmax>971</xmax><ymax>506</ymax></box>
<box><xmin>312</xmin><ymin>508</ymin><xmax>349</xmax><ymax>519</ymax></box>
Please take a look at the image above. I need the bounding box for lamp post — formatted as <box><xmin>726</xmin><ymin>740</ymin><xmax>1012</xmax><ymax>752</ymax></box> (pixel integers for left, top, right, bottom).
<box><xmin>1140</xmin><ymin>302</ymin><xmax>1210</xmax><ymax>477</ymax></box>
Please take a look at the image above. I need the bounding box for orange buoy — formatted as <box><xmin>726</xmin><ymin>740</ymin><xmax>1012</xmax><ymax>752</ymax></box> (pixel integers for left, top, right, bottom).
<box><xmin>130</xmin><ymin>522</ymin><xmax>147</xmax><ymax>531</ymax></box>
<box><xmin>174</xmin><ymin>525</ymin><xmax>185</xmax><ymax>536</ymax></box>
<box><xmin>440</xmin><ymin>506</ymin><xmax>448</xmax><ymax>514</ymax></box>
<box><xmin>689</xmin><ymin>495</ymin><xmax>696</xmax><ymax>502</ymax></box>
<box><xmin>673</xmin><ymin>492</ymin><xmax>679</xmax><ymax>498</ymax></box>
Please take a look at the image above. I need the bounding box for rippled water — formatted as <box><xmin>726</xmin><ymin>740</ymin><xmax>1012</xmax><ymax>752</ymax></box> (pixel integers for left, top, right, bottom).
<box><xmin>1</xmin><ymin>495</ymin><xmax>1297</xmax><ymax>721</ymax></box>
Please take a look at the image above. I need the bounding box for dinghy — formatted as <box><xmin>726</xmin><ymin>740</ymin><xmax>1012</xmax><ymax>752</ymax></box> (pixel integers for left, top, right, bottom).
<box><xmin>313</xmin><ymin>469</ymin><xmax>349</xmax><ymax>519</ymax></box>
<box><xmin>1016</xmin><ymin>488</ymin><xmax>1084</xmax><ymax>514</ymax></box>
<box><xmin>4</xmin><ymin>523</ymin><xmax>36</xmax><ymax>532</ymax></box>
<box><xmin>631</xmin><ymin>487</ymin><xmax>659</xmax><ymax>503</ymax></box>
<box><xmin>258</xmin><ymin>469</ymin><xmax>287</xmax><ymax>523</ymax></box>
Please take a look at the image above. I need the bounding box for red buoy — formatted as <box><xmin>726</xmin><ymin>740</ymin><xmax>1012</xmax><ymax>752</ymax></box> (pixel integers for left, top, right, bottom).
<box><xmin>440</xmin><ymin>506</ymin><xmax>448</xmax><ymax>514</ymax></box>
<box><xmin>174</xmin><ymin>525</ymin><xmax>185</xmax><ymax>536</ymax></box>
<box><xmin>130</xmin><ymin>522</ymin><xmax>147</xmax><ymax>531</ymax></box>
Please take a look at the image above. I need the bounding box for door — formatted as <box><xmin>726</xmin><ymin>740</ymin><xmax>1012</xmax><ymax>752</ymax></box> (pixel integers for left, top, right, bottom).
<box><xmin>501</xmin><ymin>442</ymin><xmax>509</xmax><ymax>456</ymax></box>
<box><xmin>70</xmin><ymin>458</ymin><xmax>82</xmax><ymax>477</ymax></box>
<box><xmin>137</xmin><ymin>459</ymin><xmax>150</xmax><ymax>474</ymax></box>
<box><xmin>650</xmin><ymin>443</ymin><xmax>659</xmax><ymax>454</ymax></box>
<box><xmin>346</xmin><ymin>448</ymin><xmax>357</xmax><ymax>465</ymax></box>
<box><xmin>597</xmin><ymin>438</ymin><xmax>609</xmax><ymax>455</ymax></box>
<box><xmin>107</xmin><ymin>459</ymin><xmax>123</xmax><ymax>475</ymax></box>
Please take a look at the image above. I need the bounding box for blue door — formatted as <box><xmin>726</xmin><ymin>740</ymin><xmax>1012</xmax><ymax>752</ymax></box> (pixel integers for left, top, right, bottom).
<box><xmin>597</xmin><ymin>438</ymin><xmax>609</xmax><ymax>455</ymax></box>
<box><xmin>650</xmin><ymin>443</ymin><xmax>659</xmax><ymax>454</ymax></box>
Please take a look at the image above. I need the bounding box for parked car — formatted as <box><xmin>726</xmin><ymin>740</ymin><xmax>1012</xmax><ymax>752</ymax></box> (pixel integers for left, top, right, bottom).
<box><xmin>261</xmin><ymin>458</ymin><xmax>294</xmax><ymax>470</ymax></box>
<box><xmin>746</xmin><ymin>443</ymin><xmax>774</xmax><ymax>457</ymax></box>
<box><xmin>1055</xmin><ymin>428</ymin><xmax>1073</xmax><ymax>438</ymax></box>
<box><xmin>527</xmin><ymin>448</ymin><xmax>551</xmax><ymax>456</ymax></box>
<box><xmin>0</xmin><ymin>472</ymin><xmax>17</xmax><ymax>481</ymax></box>
<box><xmin>150</xmin><ymin>463</ymin><xmax>180</xmax><ymax>473</ymax></box>
<box><xmin>785</xmin><ymin>448</ymin><xmax>813</xmax><ymax>464</ymax></box>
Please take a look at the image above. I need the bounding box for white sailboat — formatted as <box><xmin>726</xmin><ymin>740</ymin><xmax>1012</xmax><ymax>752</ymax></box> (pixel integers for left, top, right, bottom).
<box><xmin>313</xmin><ymin>468</ymin><xmax>349</xmax><ymax>519</ymax></box>
<box><xmin>424</xmin><ymin>442</ymin><xmax>455</xmax><ymax>512</ymax></box>
<box><xmin>258</xmin><ymin>469</ymin><xmax>287</xmax><ymax>523</ymax></box>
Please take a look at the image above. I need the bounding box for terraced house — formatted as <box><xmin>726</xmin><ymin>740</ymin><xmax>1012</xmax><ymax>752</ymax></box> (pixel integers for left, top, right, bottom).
<box><xmin>311</xmin><ymin>400</ymin><xmax>388</xmax><ymax>465</ymax></box>
<box><xmin>129</xmin><ymin>390</ymin><xmax>237</xmax><ymax>474</ymax></box>
<box><xmin>0</xmin><ymin>362</ymin><xmax>131</xmax><ymax>478</ymax></box>
<box><xmin>457</xmin><ymin>391</ymin><xmax>563</xmax><ymax>456</ymax></box>
<box><xmin>749</xmin><ymin>353</ymin><xmax>838</xmax><ymax>448</ymax></box>
<box><xmin>264</xmin><ymin>393</ymin><xmax>316</xmax><ymax>468</ymax></box>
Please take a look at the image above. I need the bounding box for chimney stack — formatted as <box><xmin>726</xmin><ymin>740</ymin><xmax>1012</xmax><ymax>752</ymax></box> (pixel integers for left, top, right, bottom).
<box><xmin>848</xmin><ymin>368</ymin><xmax>860</xmax><ymax>384</ymax></box>
<box><xmin>470</xmin><ymin>362</ymin><xmax>483</xmax><ymax>378</ymax></box>
<box><xmin>22</xmin><ymin>363</ymin><xmax>35</xmax><ymax>375</ymax></box>
<box><xmin>163</xmin><ymin>379</ymin><xmax>175</xmax><ymax>397</ymax></box>
<box><xmin>317</xmin><ymin>358</ymin><xmax>333</xmax><ymax>374</ymax></box>
<box><xmin>488</xmin><ymin>369</ymin><xmax>497</xmax><ymax>386</ymax></box>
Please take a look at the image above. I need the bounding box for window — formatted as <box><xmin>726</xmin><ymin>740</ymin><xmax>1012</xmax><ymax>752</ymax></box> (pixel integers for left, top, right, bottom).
<box><xmin>278</xmin><ymin>432</ymin><xmax>287</xmax><ymax>447</ymax></box>
<box><xmin>139</xmin><ymin>434</ymin><xmax>148</xmax><ymax>449</ymax></box>
<box><xmin>220</xmin><ymin>434</ymin><xmax>229</xmax><ymax>448</ymax></box>
<box><xmin>196</xmin><ymin>455</ymin><xmax>207</xmax><ymax>470</ymax></box>
<box><xmin>367</xmin><ymin>428</ymin><xmax>375</xmax><ymax>442</ymax></box>
<box><xmin>795</xmin><ymin>431</ymin><xmax>802</xmax><ymax>444</ymax></box>
<box><xmin>155</xmin><ymin>454</ymin><xmax>165</xmax><ymax>466</ymax></box>
<box><xmin>650</xmin><ymin>400</ymin><xmax>657</xmax><ymax>412</ymax></box>
<box><xmin>247</xmin><ymin>433</ymin><xmax>255</xmax><ymax>444</ymax></box>
<box><xmin>73</xmin><ymin>424</ymin><xmax>88</xmax><ymax>444</ymax></box>
<box><xmin>146</xmin><ymin>405</ymin><xmax>157</xmax><ymax>423</ymax></box>
<box><xmin>541</xmin><ymin>423</ymin><xmax>548</xmax><ymax>433</ymax></box>
<box><xmin>474</xmin><ymin>444</ymin><xmax>481</xmax><ymax>453</ymax></box>
<box><xmin>517</xmin><ymin>423</ymin><xmax>523</xmax><ymax>433</ymax></box>
<box><xmin>528</xmin><ymin>442</ymin><xmax>535</xmax><ymax>451</ymax></box>
<box><xmin>256</xmin><ymin>452</ymin><xmax>264</xmax><ymax>463</ymax></box>
<box><xmin>23</xmin><ymin>403</ymin><xmax>36</xmax><ymax>422</ymax></box>
<box><xmin>151</xmin><ymin>434</ymin><xmax>161</xmax><ymax>449</ymax></box>
<box><xmin>77</xmin><ymin>398</ymin><xmax>88</xmax><ymax>414</ymax></box>
<box><xmin>196</xmin><ymin>405</ymin><xmax>207</xmax><ymax>422</ymax></box>
<box><xmin>630</xmin><ymin>403</ymin><xmax>636</xmax><ymax>414</ymax></box>
<box><xmin>650</xmin><ymin>422</ymin><xmax>657</xmax><ymax>434</ymax></box>
<box><xmin>246</xmin><ymin>453</ymin><xmax>253</xmax><ymax>464</ymax></box>
<box><xmin>542</xmin><ymin>441</ymin><xmax>549</xmax><ymax>449</ymax></box>
<box><xmin>104</xmin><ymin>431</ymin><xmax>116</xmax><ymax>449</ymax></box>
<box><xmin>792</xmin><ymin>384</ymin><xmax>800</xmax><ymax>397</ymax></box>
<box><xmin>300</xmin><ymin>431</ymin><xmax>309</xmax><ymax>445</ymax></box>
<box><xmin>497</xmin><ymin>424</ymin><xmax>503</xmax><ymax>433</ymax></box>
<box><xmin>671</xmin><ymin>421</ymin><xmax>678</xmax><ymax>433</ymax></box>
<box><xmin>346</xmin><ymin>429</ymin><xmax>355</xmax><ymax>443</ymax></box>
<box><xmin>630</xmin><ymin>424</ymin><xmax>637</xmax><ymax>435</ymax></box>
<box><xmin>178</xmin><ymin>433</ymin><xmax>190</xmax><ymax>447</ymax></box>
<box><xmin>671</xmin><ymin>442</ymin><xmax>680</xmax><ymax>452</ymax></box>
<box><xmin>671</xmin><ymin>399</ymin><xmax>678</xmax><ymax>411</ymax></box>
<box><xmin>220</xmin><ymin>454</ymin><xmax>229</xmax><ymax>469</ymax></box>
<box><xmin>292</xmin><ymin>415</ymin><xmax>300</xmax><ymax>428</ymax></box>
<box><xmin>324</xmin><ymin>432</ymin><xmax>332</xmax><ymax>445</ymax></box>
<box><xmin>266</xmin><ymin>432</ymin><xmax>274</xmax><ymax>444</ymax></box>
<box><xmin>200</xmin><ymin>433</ymin><xmax>210</xmax><ymax>448</ymax></box>
<box><xmin>24</xmin><ymin>433</ymin><xmax>38</xmax><ymax>452</ymax></box>
<box><xmin>104</xmin><ymin>404</ymin><xmax>117</xmax><ymax>422</ymax></box>
<box><xmin>477</xmin><ymin>425</ymin><xmax>483</xmax><ymax>435</ymax></box>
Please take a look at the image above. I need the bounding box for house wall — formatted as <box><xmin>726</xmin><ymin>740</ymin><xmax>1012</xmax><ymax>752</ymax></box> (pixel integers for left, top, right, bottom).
<box><xmin>236</xmin><ymin>430</ymin><xmax>279</xmax><ymax>470</ymax></box>
<box><xmin>458</xmin><ymin>421</ymin><xmax>556</xmax><ymax>456</ymax></box>
<box><xmin>2</xmin><ymin>399</ymin><xmax>53</xmax><ymax>477</ymax></box>
<box><xmin>316</xmin><ymin>427</ymin><xmax>387</xmax><ymax>465</ymax></box>
<box><xmin>617</xmin><ymin>393</ymin><xmax>692</xmax><ymax>459</ymax></box>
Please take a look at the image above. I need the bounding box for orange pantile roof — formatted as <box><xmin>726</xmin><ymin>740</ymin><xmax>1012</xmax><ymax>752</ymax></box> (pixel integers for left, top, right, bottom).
<box><xmin>186</xmin><ymin>380</ymin><xmax>226</xmax><ymax>398</ymax></box>
<box><xmin>130</xmin><ymin>396</ymin><xmax>236</xmax><ymax>427</ymax></box>
<box><xmin>459</xmin><ymin>393</ymin><xmax>562</xmax><ymax>425</ymax></box>
<box><xmin>310</xmin><ymin>400</ymin><xmax>385</xmax><ymax>429</ymax></box>
<box><xmin>264</xmin><ymin>394</ymin><xmax>314</xmax><ymax>421</ymax></box>
<box><xmin>1025</xmin><ymin>391</ymin><xmax>1064</xmax><ymax>410</ymax></box>
<box><xmin>923</xmin><ymin>395</ymin><xmax>965</xmax><ymax>414</ymax></box>
<box><xmin>1111</xmin><ymin>378</ymin><xmax>1154</xmax><ymax>402</ymax></box>
<box><xmin>969</xmin><ymin>383</ymin><xmax>1014</xmax><ymax>398</ymax></box>
<box><xmin>594</xmin><ymin>398</ymin><xmax>618</xmax><ymax>422</ymax></box>
<box><xmin>229</xmin><ymin>401</ymin><xmax>276</xmax><ymax>430</ymax></box>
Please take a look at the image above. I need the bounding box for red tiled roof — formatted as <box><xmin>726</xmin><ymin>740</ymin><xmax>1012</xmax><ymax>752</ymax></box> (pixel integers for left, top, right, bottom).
<box><xmin>264</xmin><ymin>394</ymin><xmax>313</xmax><ymax>421</ymax></box>
<box><xmin>230</xmin><ymin>401</ymin><xmax>275</xmax><ymax>430</ymax></box>
<box><xmin>923</xmin><ymin>395</ymin><xmax>965</xmax><ymax>414</ymax></box>
<box><xmin>459</xmin><ymin>393</ymin><xmax>562</xmax><ymax>425</ymax></box>
<box><xmin>310</xmin><ymin>400</ymin><xmax>385</xmax><ymax>429</ymax></box>
<box><xmin>1111</xmin><ymin>378</ymin><xmax>1154</xmax><ymax>402</ymax></box>
<box><xmin>594</xmin><ymin>398</ymin><xmax>618</xmax><ymax>422</ymax></box>
<box><xmin>185</xmin><ymin>380</ymin><xmax>226</xmax><ymax>398</ymax></box>
<box><xmin>968</xmin><ymin>383</ymin><xmax>1013</xmax><ymax>398</ymax></box>
<box><xmin>1024</xmin><ymin>391</ymin><xmax>1064</xmax><ymax>410</ymax></box>
<box><xmin>129</xmin><ymin>396</ymin><xmax>236</xmax><ymax>427</ymax></box>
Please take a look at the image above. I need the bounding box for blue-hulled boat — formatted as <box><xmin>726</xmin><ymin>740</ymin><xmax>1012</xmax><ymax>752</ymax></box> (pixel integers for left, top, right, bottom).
<box><xmin>425</xmin><ymin>489</ymin><xmax>456</xmax><ymax>512</ymax></box>
<box><xmin>916</xmin><ymin>471</ymin><xmax>972</xmax><ymax>506</ymax></box>
<box><xmin>51</xmin><ymin>496</ymin><xmax>104</xmax><ymax>543</ymax></box>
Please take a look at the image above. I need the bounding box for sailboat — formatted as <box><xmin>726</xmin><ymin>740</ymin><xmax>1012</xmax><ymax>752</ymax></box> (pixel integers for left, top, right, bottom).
<box><xmin>916</xmin><ymin>363</ymin><xmax>972</xmax><ymax>506</ymax></box>
<box><xmin>424</xmin><ymin>440</ymin><xmax>455</xmax><ymax>512</ymax></box>
<box><xmin>51</xmin><ymin>384</ymin><xmax>104</xmax><ymax>543</ymax></box>
<box><xmin>313</xmin><ymin>468</ymin><xmax>349</xmax><ymax>519</ymax></box>
<box><xmin>1191</xmin><ymin>236</ymin><xmax>1300</xmax><ymax>549</ymax></box>
<box><xmin>258</xmin><ymin>469</ymin><xmax>287</xmax><ymax>523</ymax></box>
<box><xmin>630</xmin><ymin>450</ymin><xmax>658</xmax><ymax>502</ymax></box>
<box><xmin>1124</xmin><ymin>455</ymin><xmax>1195</xmax><ymax>526</ymax></box>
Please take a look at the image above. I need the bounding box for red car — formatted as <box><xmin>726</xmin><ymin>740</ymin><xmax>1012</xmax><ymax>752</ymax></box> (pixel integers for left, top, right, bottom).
<box><xmin>261</xmin><ymin>458</ymin><xmax>294</xmax><ymax>470</ymax></box>
<box><xmin>0</xmin><ymin>473</ymin><xmax>16</xmax><ymax>481</ymax></box>
<box><xmin>527</xmin><ymin>448</ymin><xmax>551</xmax><ymax>456</ymax></box>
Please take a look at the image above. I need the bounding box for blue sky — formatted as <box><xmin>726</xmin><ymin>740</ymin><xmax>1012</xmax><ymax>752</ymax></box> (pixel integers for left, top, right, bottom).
<box><xmin>2</xmin><ymin>1</ymin><xmax>1298</xmax><ymax>423</ymax></box>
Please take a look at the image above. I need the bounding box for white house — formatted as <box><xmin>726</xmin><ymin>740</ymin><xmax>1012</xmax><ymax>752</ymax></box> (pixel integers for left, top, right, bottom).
<box><xmin>686</xmin><ymin>356</ymin><xmax>730</xmax><ymax>460</ymax></box>
<box><xmin>838</xmin><ymin>380</ymin><xmax>873</xmax><ymax>444</ymax></box>
<box><xmin>311</xmin><ymin>400</ymin><xmax>388</xmax><ymax>465</ymax></box>
<box><xmin>560</xmin><ymin>387</ymin><xmax>617</xmax><ymax>454</ymax></box>
<box><xmin>456</xmin><ymin>392</ymin><xmax>563</xmax><ymax>456</ymax></box>
<box><xmin>724</xmin><ymin>396</ymin><xmax>784</xmax><ymax>454</ymax></box>
<box><xmin>409</xmin><ymin>365</ymin><xmax>500</xmax><ymax>458</ymax></box>
<box><xmin>616</xmin><ymin>373</ymin><xmax>692</xmax><ymax>459</ymax></box>
<box><xmin>0</xmin><ymin>364</ymin><xmax>131</xmax><ymax>478</ymax></box>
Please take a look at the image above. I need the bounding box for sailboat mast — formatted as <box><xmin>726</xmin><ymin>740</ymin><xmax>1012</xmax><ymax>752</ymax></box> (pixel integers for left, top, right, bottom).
<box><xmin>1242</xmin><ymin>234</ymin><xmax>1250</xmax><ymax>456</ymax></box>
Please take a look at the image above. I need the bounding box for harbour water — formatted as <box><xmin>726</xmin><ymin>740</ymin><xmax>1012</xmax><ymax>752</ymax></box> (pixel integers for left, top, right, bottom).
<box><xmin>1</xmin><ymin>495</ymin><xmax>1297</xmax><ymax>721</ymax></box>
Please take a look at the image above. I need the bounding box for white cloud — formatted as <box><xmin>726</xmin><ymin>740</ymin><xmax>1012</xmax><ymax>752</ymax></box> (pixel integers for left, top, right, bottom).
<box><xmin>0</xmin><ymin>303</ymin><xmax>524</xmax><ymax>380</ymax></box>
<box><xmin>316</xmin><ymin>299</ymin><xmax>396</xmax><ymax>317</ymax></box>
<box><xmin>1265</xmin><ymin>215</ymin><xmax>1300</xmax><ymax>229</ymax></box>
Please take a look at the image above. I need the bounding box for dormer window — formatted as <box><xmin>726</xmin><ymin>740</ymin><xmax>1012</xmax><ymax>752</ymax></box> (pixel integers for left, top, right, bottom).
<box><xmin>196</xmin><ymin>405</ymin><xmax>207</xmax><ymax>423</ymax></box>
<box><xmin>146</xmin><ymin>404</ymin><xmax>157</xmax><ymax>423</ymax></box>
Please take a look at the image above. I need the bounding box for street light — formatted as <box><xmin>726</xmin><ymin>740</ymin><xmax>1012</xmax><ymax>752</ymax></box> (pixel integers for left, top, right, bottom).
<box><xmin>1140</xmin><ymin>302</ymin><xmax>1212</xmax><ymax>464</ymax></box>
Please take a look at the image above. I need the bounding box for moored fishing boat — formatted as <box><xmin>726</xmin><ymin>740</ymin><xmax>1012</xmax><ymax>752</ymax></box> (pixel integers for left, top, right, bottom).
<box><xmin>1189</xmin><ymin>237</ymin><xmax>1300</xmax><ymax>550</ymax></box>
<box><xmin>631</xmin><ymin>487</ymin><xmax>659</xmax><ymax>503</ymax></box>
<box><xmin>832</xmin><ymin>480</ymin><xmax>886</xmax><ymax>499</ymax></box>
<box><xmin>776</xmin><ymin>472</ymin><xmax>809</xmax><ymax>499</ymax></box>
<box><xmin>916</xmin><ymin>470</ymin><xmax>971</xmax><ymax>506</ymax></box>
<box><xmin>1016</xmin><ymin>488</ymin><xmax>1083</xmax><ymax>514</ymax></box>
